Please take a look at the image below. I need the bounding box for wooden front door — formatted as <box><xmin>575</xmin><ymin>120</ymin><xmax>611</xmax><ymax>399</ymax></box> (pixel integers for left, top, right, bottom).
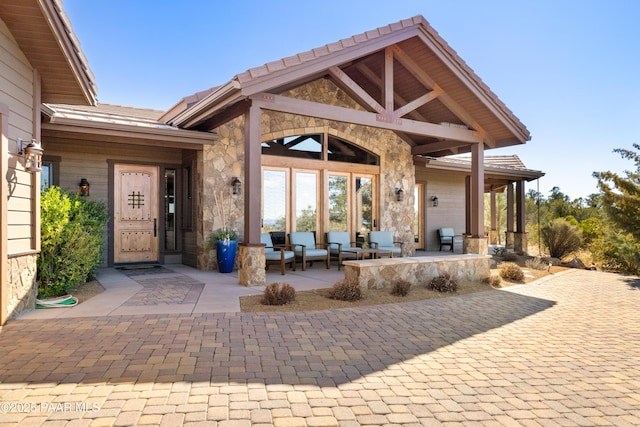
<box><xmin>114</xmin><ymin>164</ymin><xmax>159</xmax><ymax>264</ymax></box>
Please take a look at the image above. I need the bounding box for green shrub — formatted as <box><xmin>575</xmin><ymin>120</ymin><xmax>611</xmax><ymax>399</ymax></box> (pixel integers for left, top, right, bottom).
<box><xmin>426</xmin><ymin>273</ymin><xmax>458</xmax><ymax>293</ymax></box>
<box><xmin>498</xmin><ymin>262</ymin><xmax>525</xmax><ymax>282</ymax></box>
<box><xmin>329</xmin><ymin>278</ymin><xmax>362</xmax><ymax>302</ymax></box>
<box><xmin>591</xmin><ymin>232</ymin><xmax>640</xmax><ymax>275</ymax></box>
<box><xmin>541</xmin><ymin>218</ymin><xmax>582</xmax><ymax>259</ymax></box>
<box><xmin>391</xmin><ymin>279</ymin><xmax>411</xmax><ymax>297</ymax></box>
<box><xmin>261</xmin><ymin>282</ymin><xmax>296</xmax><ymax>305</ymax></box>
<box><xmin>38</xmin><ymin>187</ymin><xmax>108</xmax><ymax>297</ymax></box>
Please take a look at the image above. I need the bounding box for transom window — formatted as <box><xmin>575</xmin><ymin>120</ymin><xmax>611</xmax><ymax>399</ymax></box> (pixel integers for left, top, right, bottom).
<box><xmin>262</xmin><ymin>134</ymin><xmax>379</xmax><ymax>165</ymax></box>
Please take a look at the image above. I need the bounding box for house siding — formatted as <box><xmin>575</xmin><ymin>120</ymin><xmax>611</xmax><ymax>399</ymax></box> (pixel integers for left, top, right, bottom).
<box><xmin>44</xmin><ymin>139</ymin><xmax>186</xmax><ymax>265</ymax></box>
<box><xmin>415</xmin><ymin>168</ymin><xmax>467</xmax><ymax>251</ymax></box>
<box><xmin>0</xmin><ymin>17</ymin><xmax>38</xmax><ymax>322</ymax></box>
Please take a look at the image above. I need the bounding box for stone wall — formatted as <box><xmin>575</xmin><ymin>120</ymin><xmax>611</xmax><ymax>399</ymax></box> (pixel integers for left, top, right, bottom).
<box><xmin>6</xmin><ymin>254</ymin><xmax>37</xmax><ymax>320</ymax></box>
<box><xmin>198</xmin><ymin>78</ymin><xmax>417</xmax><ymax>269</ymax></box>
<box><xmin>343</xmin><ymin>254</ymin><xmax>491</xmax><ymax>290</ymax></box>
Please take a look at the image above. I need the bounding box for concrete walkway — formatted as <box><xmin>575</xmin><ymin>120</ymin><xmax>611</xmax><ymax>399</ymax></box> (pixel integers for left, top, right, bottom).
<box><xmin>1</xmin><ymin>269</ymin><xmax>639</xmax><ymax>426</ymax></box>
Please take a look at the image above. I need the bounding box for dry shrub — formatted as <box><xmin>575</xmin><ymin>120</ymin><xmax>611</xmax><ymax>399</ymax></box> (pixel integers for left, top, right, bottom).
<box><xmin>426</xmin><ymin>273</ymin><xmax>458</xmax><ymax>293</ymax></box>
<box><xmin>261</xmin><ymin>282</ymin><xmax>296</xmax><ymax>305</ymax></box>
<box><xmin>499</xmin><ymin>262</ymin><xmax>525</xmax><ymax>282</ymax></box>
<box><xmin>483</xmin><ymin>275</ymin><xmax>502</xmax><ymax>288</ymax></box>
<box><xmin>329</xmin><ymin>278</ymin><xmax>362</xmax><ymax>302</ymax></box>
<box><xmin>391</xmin><ymin>279</ymin><xmax>411</xmax><ymax>297</ymax></box>
<box><xmin>502</xmin><ymin>251</ymin><xmax>518</xmax><ymax>262</ymax></box>
<box><xmin>525</xmin><ymin>257</ymin><xmax>547</xmax><ymax>271</ymax></box>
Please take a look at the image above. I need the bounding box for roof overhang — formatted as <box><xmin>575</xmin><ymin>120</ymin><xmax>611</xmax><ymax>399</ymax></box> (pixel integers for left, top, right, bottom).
<box><xmin>0</xmin><ymin>0</ymin><xmax>97</xmax><ymax>105</ymax></box>
<box><xmin>42</xmin><ymin>104</ymin><xmax>215</xmax><ymax>149</ymax></box>
<box><xmin>163</xmin><ymin>16</ymin><xmax>531</xmax><ymax>157</ymax></box>
<box><xmin>415</xmin><ymin>155</ymin><xmax>544</xmax><ymax>192</ymax></box>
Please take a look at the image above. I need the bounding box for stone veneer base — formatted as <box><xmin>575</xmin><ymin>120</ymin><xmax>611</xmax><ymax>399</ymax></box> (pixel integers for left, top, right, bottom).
<box><xmin>238</xmin><ymin>244</ymin><xmax>266</xmax><ymax>286</ymax></box>
<box><xmin>343</xmin><ymin>254</ymin><xmax>491</xmax><ymax>290</ymax></box>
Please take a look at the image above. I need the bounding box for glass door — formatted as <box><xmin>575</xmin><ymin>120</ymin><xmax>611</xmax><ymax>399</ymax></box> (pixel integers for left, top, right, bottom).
<box><xmin>293</xmin><ymin>170</ymin><xmax>318</xmax><ymax>232</ymax></box>
<box><xmin>328</xmin><ymin>174</ymin><xmax>349</xmax><ymax>232</ymax></box>
<box><xmin>354</xmin><ymin>175</ymin><xmax>375</xmax><ymax>247</ymax></box>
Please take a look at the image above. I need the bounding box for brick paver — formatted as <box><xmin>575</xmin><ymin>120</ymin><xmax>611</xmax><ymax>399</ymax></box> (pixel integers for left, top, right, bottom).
<box><xmin>1</xmin><ymin>269</ymin><xmax>639</xmax><ymax>426</ymax></box>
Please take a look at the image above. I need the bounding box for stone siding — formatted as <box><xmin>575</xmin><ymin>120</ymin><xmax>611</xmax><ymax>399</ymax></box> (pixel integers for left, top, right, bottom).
<box><xmin>343</xmin><ymin>255</ymin><xmax>491</xmax><ymax>290</ymax></box>
<box><xmin>198</xmin><ymin>78</ymin><xmax>417</xmax><ymax>270</ymax></box>
<box><xmin>6</xmin><ymin>254</ymin><xmax>37</xmax><ymax>320</ymax></box>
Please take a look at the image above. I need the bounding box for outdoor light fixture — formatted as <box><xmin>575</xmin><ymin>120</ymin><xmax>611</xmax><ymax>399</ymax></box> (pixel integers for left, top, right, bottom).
<box><xmin>395</xmin><ymin>187</ymin><xmax>405</xmax><ymax>202</ymax></box>
<box><xmin>79</xmin><ymin>178</ymin><xmax>90</xmax><ymax>197</ymax></box>
<box><xmin>431</xmin><ymin>195</ymin><xmax>439</xmax><ymax>207</ymax></box>
<box><xmin>17</xmin><ymin>138</ymin><xmax>44</xmax><ymax>173</ymax></box>
<box><xmin>231</xmin><ymin>177</ymin><xmax>241</xmax><ymax>195</ymax></box>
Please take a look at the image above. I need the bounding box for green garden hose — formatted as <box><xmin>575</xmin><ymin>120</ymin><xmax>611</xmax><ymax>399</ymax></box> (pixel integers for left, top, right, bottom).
<box><xmin>36</xmin><ymin>295</ymin><xmax>78</xmax><ymax>309</ymax></box>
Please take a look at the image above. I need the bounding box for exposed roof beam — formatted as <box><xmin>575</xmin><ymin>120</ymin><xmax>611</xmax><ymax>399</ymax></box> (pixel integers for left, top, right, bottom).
<box><xmin>250</xmin><ymin>93</ymin><xmax>483</xmax><ymax>144</ymax></box>
<box><xmin>412</xmin><ymin>140</ymin><xmax>471</xmax><ymax>155</ymax></box>
<box><xmin>328</xmin><ymin>66</ymin><xmax>384</xmax><ymax>113</ymax></box>
<box><xmin>354</xmin><ymin>63</ymin><xmax>427</xmax><ymax>122</ymax></box>
<box><xmin>394</xmin><ymin>87</ymin><xmax>441</xmax><ymax>118</ymax></box>
<box><xmin>392</xmin><ymin>45</ymin><xmax>494</xmax><ymax>146</ymax></box>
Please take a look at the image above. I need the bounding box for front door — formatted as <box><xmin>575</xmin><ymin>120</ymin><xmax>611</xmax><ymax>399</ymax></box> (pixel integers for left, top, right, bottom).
<box><xmin>114</xmin><ymin>164</ymin><xmax>159</xmax><ymax>264</ymax></box>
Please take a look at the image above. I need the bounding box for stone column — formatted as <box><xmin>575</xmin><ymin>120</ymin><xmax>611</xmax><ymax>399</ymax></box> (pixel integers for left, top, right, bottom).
<box><xmin>514</xmin><ymin>232</ymin><xmax>528</xmax><ymax>255</ymax></box>
<box><xmin>238</xmin><ymin>243</ymin><xmax>265</xmax><ymax>286</ymax></box>
<box><xmin>463</xmin><ymin>235</ymin><xmax>488</xmax><ymax>256</ymax></box>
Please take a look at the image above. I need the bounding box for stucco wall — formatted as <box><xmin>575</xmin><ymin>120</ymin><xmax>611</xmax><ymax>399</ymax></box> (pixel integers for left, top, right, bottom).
<box><xmin>198</xmin><ymin>79</ymin><xmax>418</xmax><ymax>269</ymax></box>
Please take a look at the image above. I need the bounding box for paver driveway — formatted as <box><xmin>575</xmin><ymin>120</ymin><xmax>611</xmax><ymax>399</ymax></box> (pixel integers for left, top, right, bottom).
<box><xmin>0</xmin><ymin>269</ymin><xmax>639</xmax><ymax>426</ymax></box>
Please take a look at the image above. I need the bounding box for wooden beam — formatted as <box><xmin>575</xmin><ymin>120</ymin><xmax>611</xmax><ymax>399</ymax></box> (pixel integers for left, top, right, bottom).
<box><xmin>395</xmin><ymin>87</ymin><xmax>441</xmax><ymax>118</ymax></box>
<box><xmin>411</xmin><ymin>140</ymin><xmax>472</xmax><ymax>155</ymax></box>
<box><xmin>392</xmin><ymin>45</ymin><xmax>493</xmax><ymax>146</ymax></box>
<box><xmin>250</xmin><ymin>93</ymin><xmax>483</xmax><ymax>144</ymax></box>
<box><xmin>355</xmin><ymin>63</ymin><xmax>427</xmax><ymax>122</ymax></box>
<box><xmin>244</xmin><ymin>103</ymin><xmax>262</xmax><ymax>244</ymax></box>
<box><xmin>384</xmin><ymin>47</ymin><xmax>394</xmax><ymax>114</ymax></box>
<box><xmin>328</xmin><ymin>66</ymin><xmax>384</xmax><ymax>114</ymax></box>
<box><xmin>470</xmin><ymin>143</ymin><xmax>485</xmax><ymax>238</ymax></box>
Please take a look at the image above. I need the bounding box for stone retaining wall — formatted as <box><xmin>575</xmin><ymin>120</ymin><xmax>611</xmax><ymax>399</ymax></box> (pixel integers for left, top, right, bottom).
<box><xmin>343</xmin><ymin>255</ymin><xmax>491</xmax><ymax>290</ymax></box>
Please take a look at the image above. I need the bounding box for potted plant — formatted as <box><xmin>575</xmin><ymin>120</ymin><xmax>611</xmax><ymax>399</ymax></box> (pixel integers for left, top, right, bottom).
<box><xmin>206</xmin><ymin>191</ymin><xmax>238</xmax><ymax>273</ymax></box>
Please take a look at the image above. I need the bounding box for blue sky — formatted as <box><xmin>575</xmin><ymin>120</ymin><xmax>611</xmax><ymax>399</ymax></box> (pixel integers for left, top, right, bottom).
<box><xmin>63</xmin><ymin>0</ymin><xmax>640</xmax><ymax>200</ymax></box>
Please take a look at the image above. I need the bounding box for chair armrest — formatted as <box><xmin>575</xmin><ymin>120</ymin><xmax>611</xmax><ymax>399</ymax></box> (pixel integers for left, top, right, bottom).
<box><xmin>370</xmin><ymin>241</ymin><xmax>379</xmax><ymax>249</ymax></box>
<box><xmin>315</xmin><ymin>242</ymin><xmax>331</xmax><ymax>249</ymax></box>
<box><xmin>394</xmin><ymin>241</ymin><xmax>405</xmax><ymax>247</ymax></box>
<box><xmin>327</xmin><ymin>241</ymin><xmax>343</xmax><ymax>251</ymax></box>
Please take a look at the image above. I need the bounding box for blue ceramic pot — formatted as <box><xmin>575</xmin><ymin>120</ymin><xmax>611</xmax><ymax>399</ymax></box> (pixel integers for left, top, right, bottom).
<box><xmin>216</xmin><ymin>240</ymin><xmax>237</xmax><ymax>273</ymax></box>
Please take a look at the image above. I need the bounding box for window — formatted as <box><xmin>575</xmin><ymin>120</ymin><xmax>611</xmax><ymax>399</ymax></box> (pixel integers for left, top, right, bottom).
<box><xmin>328</xmin><ymin>136</ymin><xmax>379</xmax><ymax>165</ymax></box>
<box><xmin>262</xmin><ymin>134</ymin><xmax>323</xmax><ymax>160</ymax></box>
<box><xmin>41</xmin><ymin>161</ymin><xmax>53</xmax><ymax>192</ymax></box>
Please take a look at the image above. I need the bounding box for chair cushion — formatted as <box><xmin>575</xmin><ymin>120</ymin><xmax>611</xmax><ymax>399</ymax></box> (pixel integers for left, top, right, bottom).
<box><xmin>326</xmin><ymin>231</ymin><xmax>352</xmax><ymax>253</ymax></box>
<box><xmin>289</xmin><ymin>232</ymin><xmax>316</xmax><ymax>249</ymax></box>
<box><xmin>369</xmin><ymin>231</ymin><xmax>394</xmax><ymax>247</ymax></box>
<box><xmin>301</xmin><ymin>248</ymin><xmax>327</xmax><ymax>257</ymax></box>
<box><xmin>260</xmin><ymin>233</ymin><xmax>275</xmax><ymax>253</ymax></box>
<box><xmin>377</xmin><ymin>246</ymin><xmax>402</xmax><ymax>255</ymax></box>
<box><xmin>439</xmin><ymin>227</ymin><xmax>455</xmax><ymax>238</ymax></box>
<box><xmin>265</xmin><ymin>251</ymin><xmax>294</xmax><ymax>261</ymax></box>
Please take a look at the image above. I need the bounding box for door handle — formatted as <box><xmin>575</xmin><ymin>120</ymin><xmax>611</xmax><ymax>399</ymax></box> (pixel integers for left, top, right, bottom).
<box><xmin>373</xmin><ymin>219</ymin><xmax>377</xmax><ymax>228</ymax></box>
<box><xmin>154</xmin><ymin>218</ymin><xmax>157</xmax><ymax>237</ymax></box>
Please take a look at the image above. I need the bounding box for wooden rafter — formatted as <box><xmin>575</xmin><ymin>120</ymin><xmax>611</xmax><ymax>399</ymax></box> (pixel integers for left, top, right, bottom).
<box><xmin>391</xmin><ymin>45</ymin><xmax>493</xmax><ymax>146</ymax></box>
<box><xmin>328</xmin><ymin>66</ymin><xmax>384</xmax><ymax>113</ymax></box>
<box><xmin>250</xmin><ymin>93</ymin><xmax>483</xmax><ymax>144</ymax></box>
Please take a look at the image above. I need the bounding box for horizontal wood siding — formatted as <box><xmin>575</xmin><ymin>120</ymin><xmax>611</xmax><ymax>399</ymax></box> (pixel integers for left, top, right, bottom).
<box><xmin>1</xmin><ymin>18</ymin><xmax>37</xmax><ymax>256</ymax></box>
<box><xmin>415</xmin><ymin>168</ymin><xmax>466</xmax><ymax>251</ymax></box>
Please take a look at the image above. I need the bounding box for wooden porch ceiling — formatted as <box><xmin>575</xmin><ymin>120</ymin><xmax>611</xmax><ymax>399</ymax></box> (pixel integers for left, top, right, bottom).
<box><xmin>0</xmin><ymin>0</ymin><xmax>97</xmax><ymax>105</ymax></box>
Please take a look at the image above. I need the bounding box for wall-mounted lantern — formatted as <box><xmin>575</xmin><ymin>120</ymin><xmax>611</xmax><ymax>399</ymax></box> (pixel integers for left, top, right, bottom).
<box><xmin>231</xmin><ymin>177</ymin><xmax>242</xmax><ymax>195</ymax></box>
<box><xmin>395</xmin><ymin>187</ymin><xmax>405</xmax><ymax>202</ymax></box>
<box><xmin>431</xmin><ymin>195</ymin><xmax>439</xmax><ymax>207</ymax></box>
<box><xmin>17</xmin><ymin>138</ymin><xmax>43</xmax><ymax>173</ymax></box>
<box><xmin>79</xmin><ymin>178</ymin><xmax>90</xmax><ymax>197</ymax></box>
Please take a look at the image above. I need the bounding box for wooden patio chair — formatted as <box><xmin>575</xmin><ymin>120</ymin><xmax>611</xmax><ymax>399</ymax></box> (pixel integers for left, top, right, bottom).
<box><xmin>368</xmin><ymin>231</ymin><xmax>404</xmax><ymax>257</ymax></box>
<box><xmin>438</xmin><ymin>227</ymin><xmax>463</xmax><ymax>252</ymax></box>
<box><xmin>326</xmin><ymin>231</ymin><xmax>361</xmax><ymax>270</ymax></box>
<box><xmin>289</xmin><ymin>231</ymin><xmax>330</xmax><ymax>271</ymax></box>
<box><xmin>261</xmin><ymin>233</ymin><xmax>296</xmax><ymax>275</ymax></box>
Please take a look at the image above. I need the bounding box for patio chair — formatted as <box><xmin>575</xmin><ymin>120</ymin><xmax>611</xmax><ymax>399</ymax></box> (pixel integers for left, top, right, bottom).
<box><xmin>289</xmin><ymin>231</ymin><xmax>330</xmax><ymax>271</ymax></box>
<box><xmin>438</xmin><ymin>227</ymin><xmax>463</xmax><ymax>252</ymax></box>
<box><xmin>261</xmin><ymin>233</ymin><xmax>296</xmax><ymax>275</ymax></box>
<box><xmin>369</xmin><ymin>231</ymin><xmax>403</xmax><ymax>257</ymax></box>
<box><xmin>326</xmin><ymin>231</ymin><xmax>361</xmax><ymax>270</ymax></box>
